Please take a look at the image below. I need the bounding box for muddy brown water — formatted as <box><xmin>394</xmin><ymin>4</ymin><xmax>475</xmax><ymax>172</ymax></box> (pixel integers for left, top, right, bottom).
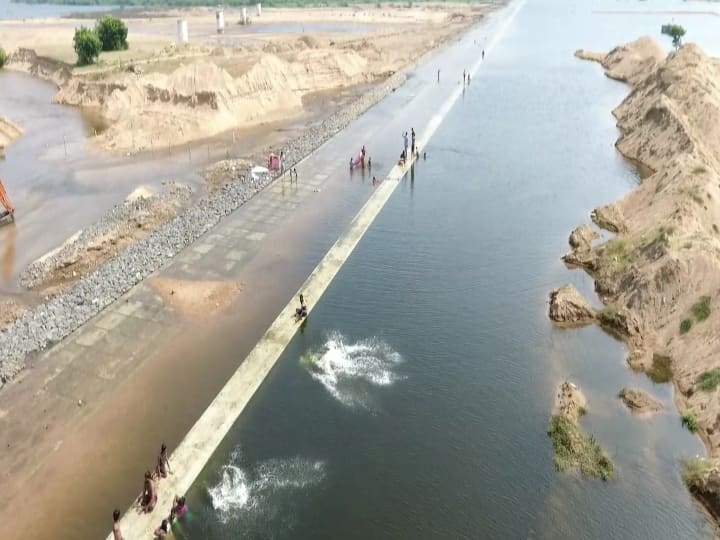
<box><xmin>0</xmin><ymin>69</ymin><xmax>359</xmax><ymax>298</ymax></box>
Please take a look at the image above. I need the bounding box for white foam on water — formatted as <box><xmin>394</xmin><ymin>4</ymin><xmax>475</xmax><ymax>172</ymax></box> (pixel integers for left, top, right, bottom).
<box><xmin>208</xmin><ymin>449</ymin><xmax>325</xmax><ymax>525</ymax></box>
<box><xmin>302</xmin><ymin>332</ymin><xmax>404</xmax><ymax>408</ymax></box>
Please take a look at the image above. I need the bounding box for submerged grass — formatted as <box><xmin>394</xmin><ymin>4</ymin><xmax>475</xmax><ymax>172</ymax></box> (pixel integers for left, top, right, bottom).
<box><xmin>548</xmin><ymin>415</ymin><xmax>614</xmax><ymax>481</ymax></box>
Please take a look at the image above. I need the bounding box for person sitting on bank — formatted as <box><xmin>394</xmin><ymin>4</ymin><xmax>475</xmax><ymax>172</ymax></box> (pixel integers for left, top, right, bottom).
<box><xmin>295</xmin><ymin>294</ymin><xmax>308</xmax><ymax>320</ymax></box>
<box><xmin>154</xmin><ymin>518</ymin><xmax>171</xmax><ymax>538</ymax></box>
<box><xmin>155</xmin><ymin>443</ymin><xmax>172</xmax><ymax>479</ymax></box>
<box><xmin>170</xmin><ymin>495</ymin><xmax>188</xmax><ymax>522</ymax></box>
<box><xmin>399</xmin><ymin>149</ymin><xmax>407</xmax><ymax>165</ymax></box>
<box><xmin>139</xmin><ymin>470</ymin><xmax>157</xmax><ymax>513</ymax></box>
<box><xmin>112</xmin><ymin>509</ymin><xmax>124</xmax><ymax>540</ymax></box>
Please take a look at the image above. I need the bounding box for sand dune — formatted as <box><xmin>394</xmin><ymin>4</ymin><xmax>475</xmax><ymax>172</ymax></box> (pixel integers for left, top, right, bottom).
<box><xmin>573</xmin><ymin>37</ymin><xmax>720</xmax><ymax>522</ymax></box>
<box><xmin>0</xmin><ymin>116</ymin><xmax>23</xmax><ymax>149</ymax></box>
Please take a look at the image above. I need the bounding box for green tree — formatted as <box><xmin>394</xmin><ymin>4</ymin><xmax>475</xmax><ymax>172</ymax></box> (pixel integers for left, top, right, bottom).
<box><xmin>95</xmin><ymin>16</ymin><xmax>128</xmax><ymax>52</ymax></box>
<box><xmin>73</xmin><ymin>27</ymin><xmax>102</xmax><ymax>66</ymax></box>
<box><xmin>668</xmin><ymin>24</ymin><xmax>686</xmax><ymax>50</ymax></box>
<box><xmin>0</xmin><ymin>46</ymin><xmax>7</xmax><ymax>69</ymax></box>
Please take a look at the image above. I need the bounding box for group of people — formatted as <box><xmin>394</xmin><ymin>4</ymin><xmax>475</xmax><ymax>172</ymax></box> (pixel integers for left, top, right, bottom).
<box><xmin>112</xmin><ymin>443</ymin><xmax>189</xmax><ymax>540</ymax></box>
<box><xmin>287</xmin><ymin>167</ymin><xmax>299</xmax><ymax>183</ymax></box>
<box><xmin>295</xmin><ymin>293</ymin><xmax>308</xmax><ymax>321</ymax></box>
<box><xmin>279</xmin><ymin>149</ymin><xmax>300</xmax><ymax>183</ymax></box>
<box><xmin>349</xmin><ymin>145</ymin><xmax>371</xmax><ymax>170</ymax></box>
<box><xmin>400</xmin><ymin>128</ymin><xmax>420</xmax><ymax>166</ymax></box>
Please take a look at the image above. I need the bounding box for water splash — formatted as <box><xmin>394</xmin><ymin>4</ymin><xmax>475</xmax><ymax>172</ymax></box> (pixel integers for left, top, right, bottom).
<box><xmin>208</xmin><ymin>448</ymin><xmax>325</xmax><ymax>525</ymax></box>
<box><xmin>301</xmin><ymin>332</ymin><xmax>404</xmax><ymax>408</ymax></box>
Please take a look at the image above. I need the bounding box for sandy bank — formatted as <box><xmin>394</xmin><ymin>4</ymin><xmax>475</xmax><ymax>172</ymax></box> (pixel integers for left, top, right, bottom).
<box><xmin>1</xmin><ymin>5</ymin><xmax>486</xmax><ymax>154</ymax></box>
<box><xmin>572</xmin><ymin>37</ymin><xmax>720</xmax><ymax>521</ymax></box>
<box><xmin>0</xmin><ymin>116</ymin><xmax>23</xmax><ymax>149</ymax></box>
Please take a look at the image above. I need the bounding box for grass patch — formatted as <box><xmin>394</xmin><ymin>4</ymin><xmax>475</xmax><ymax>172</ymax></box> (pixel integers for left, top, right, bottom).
<box><xmin>682</xmin><ymin>457</ymin><xmax>710</xmax><ymax>488</ymax></box>
<box><xmin>548</xmin><ymin>415</ymin><xmax>615</xmax><ymax>481</ymax></box>
<box><xmin>691</xmin><ymin>296</ymin><xmax>711</xmax><ymax>322</ymax></box>
<box><xmin>680</xmin><ymin>318</ymin><xmax>693</xmax><ymax>334</ymax></box>
<box><xmin>682</xmin><ymin>413</ymin><xmax>699</xmax><ymax>433</ymax></box>
<box><xmin>646</xmin><ymin>354</ymin><xmax>673</xmax><ymax>383</ymax></box>
<box><xmin>697</xmin><ymin>368</ymin><xmax>720</xmax><ymax>391</ymax></box>
<box><xmin>598</xmin><ymin>305</ymin><xmax>618</xmax><ymax>321</ymax></box>
<box><xmin>693</xmin><ymin>166</ymin><xmax>708</xmax><ymax>175</ymax></box>
<box><xmin>602</xmin><ymin>238</ymin><xmax>634</xmax><ymax>274</ymax></box>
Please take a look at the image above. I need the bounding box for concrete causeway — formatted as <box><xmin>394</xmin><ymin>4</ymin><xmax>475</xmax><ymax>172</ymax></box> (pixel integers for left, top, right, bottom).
<box><xmin>105</xmin><ymin>2</ymin><xmax>524</xmax><ymax>537</ymax></box>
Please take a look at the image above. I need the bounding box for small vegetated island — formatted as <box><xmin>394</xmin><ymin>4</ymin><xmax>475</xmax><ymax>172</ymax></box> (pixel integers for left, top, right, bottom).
<box><xmin>549</xmin><ymin>381</ymin><xmax>615</xmax><ymax>481</ymax></box>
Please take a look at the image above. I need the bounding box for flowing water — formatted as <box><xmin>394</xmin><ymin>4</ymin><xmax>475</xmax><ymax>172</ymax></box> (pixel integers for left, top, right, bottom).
<box><xmin>164</xmin><ymin>1</ymin><xmax>720</xmax><ymax>539</ymax></box>
<box><xmin>0</xmin><ymin>0</ymin><xmax>112</xmax><ymax>19</ymax></box>
<box><xmin>168</xmin><ymin>1</ymin><xmax>720</xmax><ymax>538</ymax></box>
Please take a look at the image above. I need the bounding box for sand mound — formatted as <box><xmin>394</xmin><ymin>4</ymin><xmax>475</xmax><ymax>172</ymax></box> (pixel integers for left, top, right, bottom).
<box><xmin>618</xmin><ymin>388</ymin><xmax>662</xmax><ymax>414</ymax></box>
<box><xmin>150</xmin><ymin>278</ymin><xmax>243</xmax><ymax>317</ymax></box>
<box><xmin>556</xmin><ymin>380</ymin><xmax>587</xmax><ymax>423</ymax></box>
<box><xmin>0</xmin><ymin>117</ymin><xmax>23</xmax><ymax>149</ymax></box>
<box><xmin>575</xmin><ymin>39</ymin><xmax>720</xmax><ymax>516</ymax></box>
<box><xmin>576</xmin><ymin>37</ymin><xmax>668</xmax><ymax>85</ymax></box>
<box><xmin>548</xmin><ymin>285</ymin><xmax>596</xmax><ymax>326</ymax></box>
<box><xmin>55</xmin><ymin>49</ymin><xmax>371</xmax><ymax>154</ymax></box>
<box><xmin>603</xmin><ymin>37</ymin><xmax>668</xmax><ymax>84</ymax></box>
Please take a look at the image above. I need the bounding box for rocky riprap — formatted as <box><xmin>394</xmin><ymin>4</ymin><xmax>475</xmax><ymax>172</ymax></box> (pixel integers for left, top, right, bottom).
<box><xmin>0</xmin><ymin>72</ymin><xmax>407</xmax><ymax>389</ymax></box>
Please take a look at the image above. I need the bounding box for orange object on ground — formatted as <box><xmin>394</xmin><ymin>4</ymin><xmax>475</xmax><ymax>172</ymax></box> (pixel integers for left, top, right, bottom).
<box><xmin>0</xmin><ymin>178</ymin><xmax>15</xmax><ymax>216</ymax></box>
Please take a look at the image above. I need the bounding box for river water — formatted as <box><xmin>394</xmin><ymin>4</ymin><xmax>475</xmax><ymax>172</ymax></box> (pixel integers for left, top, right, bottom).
<box><xmin>162</xmin><ymin>0</ymin><xmax>720</xmax><ymax>539</ymax></box>
<box><xmin>0</xmin><ymin>0</ymin><xmax>111</xmax><ymax>19</ymax></box>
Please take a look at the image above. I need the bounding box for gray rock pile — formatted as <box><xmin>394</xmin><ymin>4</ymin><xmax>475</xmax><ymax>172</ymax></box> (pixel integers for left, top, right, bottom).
<box><xmin>0</xmin><ymin>72</ymin><xmax>407</xmax><ymax>389</ymax></box>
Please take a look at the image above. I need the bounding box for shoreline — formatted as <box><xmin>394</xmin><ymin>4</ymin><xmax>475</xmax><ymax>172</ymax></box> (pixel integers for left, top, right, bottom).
<box><xmin>563</xmin><ymin>38</ymin><xmax>720</xmax><ymax>526</ymax></box>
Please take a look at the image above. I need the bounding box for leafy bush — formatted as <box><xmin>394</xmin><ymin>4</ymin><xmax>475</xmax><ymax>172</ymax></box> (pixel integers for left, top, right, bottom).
<box><xmin>697</xmin><ymin>369</ymin><xmax>720</xmax><ymax>391</ymax></box>
<box><xmin>681</xmin><ymin>413</ymin><xmax>699</xmax><ymax>433</ymax></box>
<box><xmin>73</xmin><ymin>26</ymin><xmax>102</xmax><ymax>66</ymax></box>
<box><xmin>680</xmin><ymin>318</ymin><xmax>693</xmax><ymax>334</ymax></box>
<box><xmin>95</xmin><ymin>15</ymin><xmax>128</xmax><ymax>51</ymax></box>
<box><xmin>0</xmin><ymin>46</ymin><xmax>7</xmax><ymax>69</ymax></box>
<box><xmin>691</xmin><ymin>296</ymin><xmax>711</xmax><ymax>322</ymax></box>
